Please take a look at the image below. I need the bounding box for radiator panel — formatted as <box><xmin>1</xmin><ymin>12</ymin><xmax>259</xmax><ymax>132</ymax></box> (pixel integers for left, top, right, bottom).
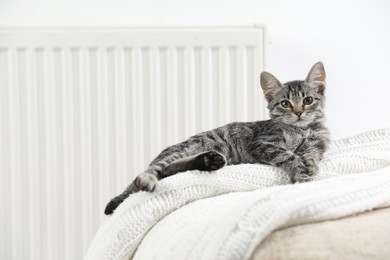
<box><xmin>0</xmin><ymin>27</ymin><xmax>266</xmax><ymax>260</ymax></box>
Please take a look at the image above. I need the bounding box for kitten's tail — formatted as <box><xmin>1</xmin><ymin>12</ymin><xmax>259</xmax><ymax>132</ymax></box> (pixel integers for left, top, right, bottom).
<box><xmin>104</xmin><ymin>196</ymin><xmax>125</xmax><ymax>215</ymax></box>
<box><xmin>104</xmin><ymin>184</ymin><xmax>134</xmax><ymax>215</ymax></box>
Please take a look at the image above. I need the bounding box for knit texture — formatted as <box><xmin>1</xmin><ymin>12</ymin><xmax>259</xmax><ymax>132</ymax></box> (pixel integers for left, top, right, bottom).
<box><xmin>85</xmin><ymin>128</ymin><xmax>390</xmax><ymax>260</ymax></box>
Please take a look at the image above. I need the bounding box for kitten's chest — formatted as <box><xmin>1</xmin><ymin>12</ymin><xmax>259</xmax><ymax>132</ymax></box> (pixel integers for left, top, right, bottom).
<box><xmin>282</xmin><ymin>129</ymin><xmax>307</xmax><ymax>149</ymax></box>
<box><xmin>282</xmin><ymin>127</ymin><xmax>325</xmax><ymax>150</ymax></box>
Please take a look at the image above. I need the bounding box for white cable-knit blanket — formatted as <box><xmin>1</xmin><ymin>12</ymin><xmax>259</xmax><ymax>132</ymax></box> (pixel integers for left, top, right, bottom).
<box><xmin>85</xmin><ymin>128</ymin><xmax>390</xmax><ymax>260</ymax></box>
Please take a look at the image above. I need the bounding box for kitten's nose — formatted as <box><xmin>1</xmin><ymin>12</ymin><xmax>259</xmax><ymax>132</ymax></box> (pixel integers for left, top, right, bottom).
<box><xmin>295</xmin><ymin>112</ymin><xmax>302</xmax><ymax>118</ymax></box>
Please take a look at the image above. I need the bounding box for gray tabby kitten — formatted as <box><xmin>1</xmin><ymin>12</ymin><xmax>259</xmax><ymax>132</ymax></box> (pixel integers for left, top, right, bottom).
<box><xmin>105</xmin><ymin>62</ymin><xmax>330</xmax><ymax>215</ymax></box>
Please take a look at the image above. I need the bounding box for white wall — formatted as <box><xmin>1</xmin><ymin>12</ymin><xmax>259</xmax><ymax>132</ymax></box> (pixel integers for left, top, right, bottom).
<box><xmin>1</xmin><ymin>0</ymin><xmax>389</xmax><ymax>138</ymax></box>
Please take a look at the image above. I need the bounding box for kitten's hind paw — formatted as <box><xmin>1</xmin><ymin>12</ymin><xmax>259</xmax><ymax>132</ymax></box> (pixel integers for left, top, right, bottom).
<box><xmin>104</xmin><ymin>196</ymin><xmax>124</xmax><ymax>215</ymax></box>
<box><xmin>197</xmin><ymin>151</ymin><xmax>227</xmax><ymax>171</ymax></box>
<box><xmin>134</xmin><ymin>172</ymin><xmax>158</xmax><ymax>192</ymax></box>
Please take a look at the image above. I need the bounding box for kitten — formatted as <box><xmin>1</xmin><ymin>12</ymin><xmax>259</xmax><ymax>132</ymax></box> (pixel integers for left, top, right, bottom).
<box><xmin>104</xmin><ymin>62</ymin><xmax>330</xmax><ymax>215</ymax></box>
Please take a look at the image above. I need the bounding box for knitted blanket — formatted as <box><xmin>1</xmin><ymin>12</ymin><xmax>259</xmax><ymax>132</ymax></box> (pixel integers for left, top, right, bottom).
<box><xmin>85</xmin><ymin>128</ymin><xmax>390</xmax><ymax>260</ymax></box>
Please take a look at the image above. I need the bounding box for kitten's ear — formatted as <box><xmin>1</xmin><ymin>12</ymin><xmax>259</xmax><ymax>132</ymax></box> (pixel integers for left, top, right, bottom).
<box><xmin>260</xmin><ymin>72</ymin><xmax>284</xmax><ymax>102</ymax></box>
<box><xmin>305</xmin><ymin>62</ymin><xmax>326</xmax><ymax>95</ymax></box>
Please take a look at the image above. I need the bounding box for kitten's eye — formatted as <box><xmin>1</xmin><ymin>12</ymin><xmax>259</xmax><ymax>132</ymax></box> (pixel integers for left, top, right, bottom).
<box><xmin>280</xmin><ymin>100</ymin><xmax>291</xmax><ymax>108</ymax></box>
<box><xmin>303</xmin><ymin>97</ymin><xmax>313</xmax><ymax>105</ymax></box>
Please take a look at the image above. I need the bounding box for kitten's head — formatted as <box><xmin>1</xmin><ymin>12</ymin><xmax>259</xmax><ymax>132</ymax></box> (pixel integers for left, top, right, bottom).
<box><xmin>260</xmin><ymin>62</ymin><xmax>326</xmax><ymax>127</ymax></box>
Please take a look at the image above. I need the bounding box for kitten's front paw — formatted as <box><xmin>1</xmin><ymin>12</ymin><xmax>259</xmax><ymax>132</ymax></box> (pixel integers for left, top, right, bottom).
<box><xmin>292</xmin><ymin>173</ymin><xmax>313</xmax><ymax>183</ymax></box>
<box><xmin>197</xmin><ymin>151</ymin><xmax>227</xmax><ymax>171</ymax></box>
<box><xmin>134</xmin><ymin>172</ymin><xmax>158</xmax><ymax>192</ymax></box>
<box><xmin>291</xmin><ymin>161</ymin><xmax>316</xmax><ymax>183</ymax></box>
<box><xmin>303</xmin><ymin>154</ymin><xmax>319</xmax><ymax>177</ymax></box>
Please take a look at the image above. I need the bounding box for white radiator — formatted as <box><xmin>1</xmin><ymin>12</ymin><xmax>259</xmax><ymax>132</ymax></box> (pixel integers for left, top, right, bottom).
<box><xmin>0</xmin><ymin>27</ymin><xmax>266</xmax><ymax>260</ymax></box>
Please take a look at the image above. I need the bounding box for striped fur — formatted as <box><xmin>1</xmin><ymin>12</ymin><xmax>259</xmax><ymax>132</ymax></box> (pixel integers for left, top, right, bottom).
<box><xmin>104</xmin><ymin>62</ymin><xmax>330</xmax><ymax>215</ymax></box>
